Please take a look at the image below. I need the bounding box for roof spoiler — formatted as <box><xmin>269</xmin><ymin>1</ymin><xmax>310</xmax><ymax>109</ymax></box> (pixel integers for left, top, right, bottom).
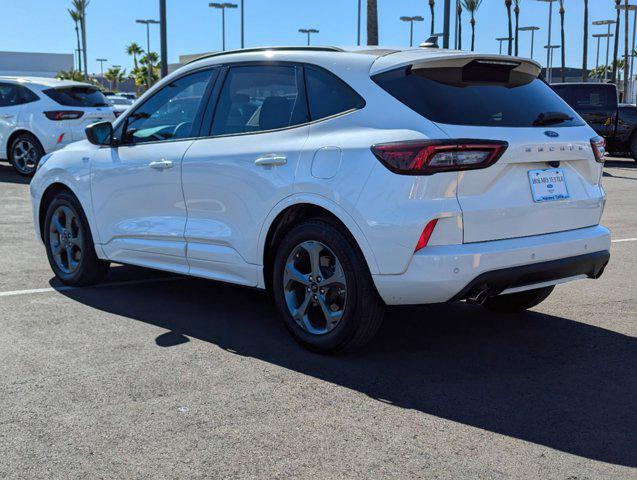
<box><xmin>419</xmin><ymin>36</ymin><xmax>439</xmax><ymax>49</ymax></box>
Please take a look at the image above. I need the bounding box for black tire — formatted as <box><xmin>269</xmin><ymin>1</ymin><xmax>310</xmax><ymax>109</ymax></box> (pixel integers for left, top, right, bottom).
<box><xmin>9</xmin><ymin>132</ymin><xmax>45</xmax><ymax>177</ymax></box>
<box><xmin>272</xmin><ymin>218</ymin><xmax>385</xmax><ymax>354</ymax></box>
<box><xmin>483</xmin><ymin>286</ymin><xmax>555</xmax><ymax>313</ymax></box>
<box><xmin>43</xmin><ymin>192</ymin><xmax>110</xmax><ymax>286</ymax></box>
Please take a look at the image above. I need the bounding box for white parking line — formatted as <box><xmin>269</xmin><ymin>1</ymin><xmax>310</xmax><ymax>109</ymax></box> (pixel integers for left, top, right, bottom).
<box><xmin>612</xmin><ymin>238</ymin><xmax>637</xmax><ymax>243</ymax></box>
<box><xmin>0</xmin><ymin>276</ymin><xmax>181</xmax><ymax>298</ymax></box>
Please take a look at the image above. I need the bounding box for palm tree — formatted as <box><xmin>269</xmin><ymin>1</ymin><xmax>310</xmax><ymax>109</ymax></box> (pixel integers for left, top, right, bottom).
<box><xmin>68</xmin><ymin>9</ymin><xmax>82</xmax><ymax>72</ymax></box>
<box><xmin>72</xmin><ymin>0</ymin><xmax>90</xmax><ymax>80</ymax></box>
<box><xmin>429</xmin><ymin>0</ymin><xmax>436</xmax><ymax>35</ymax></box>
<box><xmin>505</xmin><ymin>0</ymin><xmax>513</xmax><ymax>55</ymax></box>
<box><xmin>582</xmin><ymin>0</ymin><xmax>588</xmax><ymax>82</ymax></box>
<box><xmin>461</xmin><ymin>0</ymin><xmax>483</xmax><ymax>52</ymax></box>
<box><xmin>367</xmin><ymin>0</ymin><xmax>378</xmax><ymax>45</ymax></box>
<box><xmin>126</xmin><ymin>42</ymin><xmax>144</xmax><ymax>71</ymax></box>
<box><xmin>140</xmin><ymin>52</ymin><xmax>160</xmax><ymax>89</ymax></box>
<box><xmin>457</xmin><ymin>1</ymin><xmax>463</xmax><ymax>49</ymax></box>
<box><xmin>56</xmin><ymin>70</ymin><xmax>85</xmax><ymax>82</ymax></box>
<box><xmin>513</xmin><ymin>0</ymin><xmax>521</xmax><ymax>56</ymax></box>
<box><xmin>105</xmin><ymin>67</ymin><xmax>126</xmax><ymax>91</ymax></box>
<box><xmin>559</xmin><ymin>0</ymin><xmax>566</xmax><ymax>82</ymax></box>
<box><xmin>612</xmin><ymin>0</ymin><xmax>621</xmax><ymax>83</ymax></box>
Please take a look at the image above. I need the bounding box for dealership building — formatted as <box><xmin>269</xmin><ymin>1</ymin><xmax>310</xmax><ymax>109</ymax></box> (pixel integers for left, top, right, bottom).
<box><xmin>0</xmin><ymin>51</ymin><xmax>74</xmax><ymax>78</ymax></box>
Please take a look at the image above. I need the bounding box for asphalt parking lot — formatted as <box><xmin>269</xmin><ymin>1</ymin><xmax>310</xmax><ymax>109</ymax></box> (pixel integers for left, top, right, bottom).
<box><xmin>0</xmin><ymin>160</ymin><xmax>635</xmax><ymax>479</ymax></box>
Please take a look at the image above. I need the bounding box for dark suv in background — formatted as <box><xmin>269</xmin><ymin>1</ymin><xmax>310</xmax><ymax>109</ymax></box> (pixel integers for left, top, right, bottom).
<box><xmin>552</xmin><ymin>82</ymin><xmax>637</xmax><ymax>162</ymax></box>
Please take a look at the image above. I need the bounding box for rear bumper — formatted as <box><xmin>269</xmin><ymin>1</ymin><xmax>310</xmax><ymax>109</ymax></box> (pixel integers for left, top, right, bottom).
<box><xmin>372</xmin><ymin>225</ymin><xmax>611</xmax><ymax>305</ymax></box>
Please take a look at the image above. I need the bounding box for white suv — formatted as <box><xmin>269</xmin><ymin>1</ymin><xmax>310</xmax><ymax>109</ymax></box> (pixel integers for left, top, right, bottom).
<box><xmin>30</xmin><ymin>47</ymin><xmax>611</xmax><ymax>352</ymax></box>
<box><xmin>0</xmin><ymin>77</ymin><xmax>116</xmax><ymax>176</ymax></box>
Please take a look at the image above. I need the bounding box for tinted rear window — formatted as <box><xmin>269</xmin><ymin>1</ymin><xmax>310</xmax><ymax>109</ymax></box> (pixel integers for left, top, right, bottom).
<box><xmin>552</xmin><ymin>85</ymin><xmax>617</xmax><ymax>110</ymax></box>
<box><xmin>373</xmin><ymin>61</ymin><xmax>584</xmax><ymax>127</ymax></box>
<box><xmin>43</xmin><ymin>86</ymin><xmax>109</xmax><ymax>107</ymax></box>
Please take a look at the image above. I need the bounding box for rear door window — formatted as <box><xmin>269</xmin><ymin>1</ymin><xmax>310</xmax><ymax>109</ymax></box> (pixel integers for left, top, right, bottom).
<box><xmin>43</xmin><ymin>86</ymin><xmax>110</xmax><ymax>107</ymax></box>
<box><xmin>211</xmin><ymin>65</ymin><xmax>308</xmax><ymax>135</ymax></box>
<box><xmin>305</xmin><ymin>66</ymin><xmax>365</xmax><ymax>120</ymax></box>
<box><xmin>373</xmin><ymin>60</ymin><xmax>584</xmax><ymax>127</ymax></box>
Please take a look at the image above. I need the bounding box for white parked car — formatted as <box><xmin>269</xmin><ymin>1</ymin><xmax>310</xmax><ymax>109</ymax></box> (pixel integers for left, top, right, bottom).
<box><xmin>106</xmin><ymin>95</ymin><xmax>134</xmax><ymax>116</ymax></box>
<box><xmin>0</xmin><ymin>77</ymin><xmax>116</xmax><ymax>176</ymax></box>
<box><xmin>30</xmin><ymin>46</ymin><xmax>611</xmax><ymax>352</ymax></box>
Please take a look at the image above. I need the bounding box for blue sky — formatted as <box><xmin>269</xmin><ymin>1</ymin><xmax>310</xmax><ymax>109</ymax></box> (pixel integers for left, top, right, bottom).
<box><xmin>1</xmin><ymin>0</ymin><xmax>630</xmax><ymax>74</ymax></box>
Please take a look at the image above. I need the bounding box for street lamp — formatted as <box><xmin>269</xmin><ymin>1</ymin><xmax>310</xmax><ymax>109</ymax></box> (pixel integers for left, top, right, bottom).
<box><xmin>496</xmin><ymin>37</ymin><xmax>513</xmax><ymax>55</ymax></box>
<box><xmin>136</xmin><ymin>19</ymin><xmax>160</xmax><ymax>88</ymax></box>
<box><xmin>96</xmin><ymin>58</ymin><xmax>107</xmax><ymax>87</ymax></box>
<box><xmin>357</xmin><ymin>0</ymin><xmax>362</xmax><ymax>46</ymax></box>
<box><xmin>400</xmin><ymin>16</ymin><xmax>424</xmax><ymax>47</ymax></box>
<box><xmin>544</xmin><ymin>44</ymin><xmax>560</xmax><ymax>83</ymax></box>
<box><xmin>299</xmin><ymin>28</ymin><xmax>319</xmax><ymax>46</ymax></box>
<box><xmin>593</xmin><ymin>33</ymin><xmax>614</xmax><ymax>73</ymax></box>
<box><xmin>209</xmin><ymin>3</ymin><xmax>238</xmax><ymax>51</ymax></box>
<box><xmin>536</xmin><ymin>1</ymin><xmax>556</xmax><ymax>85</ymax></box>
<box><xmin>519</xmin><ymin>26</ymin><xmax>540</xmax><ymax>59</ymax></box>
<box><xmin>593</xmin><ymin>20</ymin><xmax>617</xmax><ymax>82</ymax></box>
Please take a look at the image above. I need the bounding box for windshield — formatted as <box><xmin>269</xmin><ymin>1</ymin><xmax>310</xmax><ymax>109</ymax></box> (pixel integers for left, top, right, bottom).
<box><xmin>373</xmin><ymin>61</ymin><xmax>584</xmax><ymax>128</ymax></box>
<box><xmin>43</xmin><ymin>86</ymin><xmax>110</xmax><ymax>107</ymax></box>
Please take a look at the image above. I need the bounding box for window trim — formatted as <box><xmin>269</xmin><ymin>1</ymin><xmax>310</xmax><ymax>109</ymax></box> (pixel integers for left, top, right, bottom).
<box><xmin>0</xmin><ymin>82</ymin><xmax>39</xmax><ymax>107</ymax></box>
<box><xmin>201</xmin><ymin>60</ymin><xmax>367</xmax><ymax>140</ymax></box>
<box><xmin>114</xmin><ymin>66</ymin><xmax>220</xmax><ymax>147</ymax></box>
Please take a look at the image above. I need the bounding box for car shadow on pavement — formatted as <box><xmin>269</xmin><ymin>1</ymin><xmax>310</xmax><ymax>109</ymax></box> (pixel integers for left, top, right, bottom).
<box><xmin>55</xmin><ymin>265</ymin><xmax>636</xmax><ymax>468</ymax></box>
<box><xmin>0</xmin><ymin>164</ymin><xmax>30</xmax><ymax>185</ymax></box>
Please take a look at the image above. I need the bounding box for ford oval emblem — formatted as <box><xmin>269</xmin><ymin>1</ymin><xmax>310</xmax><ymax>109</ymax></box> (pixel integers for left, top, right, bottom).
<box><xmin>544</xmin><ymin>130</ymin><xmax>559</xmax><ymax>138</ymax></box>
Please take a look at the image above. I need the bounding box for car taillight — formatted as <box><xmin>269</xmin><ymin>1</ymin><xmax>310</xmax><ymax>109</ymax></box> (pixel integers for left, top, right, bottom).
<box><xmin>44</xmin><ymin>111</ymin><xmax>84</xmax><ymax>121</ymax></box>
<box><xmin>590</xmin><ymin>136</ymin><xmax>606</xmax><ymax>163</ymax></box>
<box><xmin>371</xmin><ymin>139</ymin><xmax>508</xmax><ymax>175</ymax></box>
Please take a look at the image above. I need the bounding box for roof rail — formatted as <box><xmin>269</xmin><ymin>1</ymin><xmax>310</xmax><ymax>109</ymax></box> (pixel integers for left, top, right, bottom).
<box><xmin>185</xmin><ymin>46</ymin><xmax>344</xmax><ymax>65</ymax></box>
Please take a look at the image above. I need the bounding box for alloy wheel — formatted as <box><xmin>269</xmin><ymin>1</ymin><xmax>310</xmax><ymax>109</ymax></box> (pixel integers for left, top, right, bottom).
<box><xmin>12</xmin><ymin>140</ymin><xmax>38</xmax><ymax>174</ymax></box>
<box><xmin>48</xmin><ymin>205</ymin><xmax>84</xmax><ymax>274</ymax></box>
<box><xmin>283</xmin><ymin>240</ymin><xmax>347</xmax><ymax>335</ymax></box>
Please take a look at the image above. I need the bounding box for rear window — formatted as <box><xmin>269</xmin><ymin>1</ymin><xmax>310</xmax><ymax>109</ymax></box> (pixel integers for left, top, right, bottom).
<box><xmin>43</xmin><ymin>86</ymin><xmax>109</xmax><ymax>107</ymax></box>
<box><xmin>373</xmin><ymin>60</ymin><xmax>584</xmax><ymax>127</ymax></box>
<box><xmin>552</xmin><ymin>85</ymin><xmax>617</xmax><ymax>110</ymax></box>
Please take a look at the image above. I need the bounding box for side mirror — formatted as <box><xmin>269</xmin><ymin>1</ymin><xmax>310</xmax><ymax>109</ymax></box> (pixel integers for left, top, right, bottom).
<box><xmin>85</xmin><ymin>121</ymin><xmax>113</xmax><ymax>146</ymax></box>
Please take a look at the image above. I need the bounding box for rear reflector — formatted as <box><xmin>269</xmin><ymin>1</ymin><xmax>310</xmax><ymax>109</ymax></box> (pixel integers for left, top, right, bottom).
<box><xmin>590</xmin><ymin>136</ymin><xmax>606</xmax><ymax>163</ymax></box>
<box><xmin>44</xmin><ymin>110</ymin><xmax>84</xmax><ymax>121</ymax></box>
<box><xmin>56</xmin><ymin>133</ymin><xmax>65</xmax><ymax>144</ymax></box>
<box><xmin>371</xmin><ymin>139</ymin><xmax>508</xmax><ymax>175</ymax></box>
<box><xmin>414</xmin><ymin>219</ymin><xmax>438</xmax><ymax>252</ymax></box>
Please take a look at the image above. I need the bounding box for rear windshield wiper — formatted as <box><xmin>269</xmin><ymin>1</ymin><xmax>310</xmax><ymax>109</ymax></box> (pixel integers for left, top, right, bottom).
<box><xmin>533</xmin><ymin>111</ymin><xmax>573</xmax><ymax>126</ymax></box>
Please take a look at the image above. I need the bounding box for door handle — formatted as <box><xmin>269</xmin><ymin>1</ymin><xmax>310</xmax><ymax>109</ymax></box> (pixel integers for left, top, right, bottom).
<box><xmin>149</xmin><ymin>159</ymin><xmax>173</xmax><ymax>170</ymax></box>
<box><xmin>254</xmin><ymin>154</ymin><xmax>287</xmax><ymax>167</ymax></box>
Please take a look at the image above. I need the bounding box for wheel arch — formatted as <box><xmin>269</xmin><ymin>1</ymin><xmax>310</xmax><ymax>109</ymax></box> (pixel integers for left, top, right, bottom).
<box><xmin>6</xmin><ymin>129</ymin><xmax>44</xmax><ymax>160</ymax></box>
<box><xmin>258</xmin><ymin>195</ymin><xmax>380</xmax><ymax>296</ymax></box>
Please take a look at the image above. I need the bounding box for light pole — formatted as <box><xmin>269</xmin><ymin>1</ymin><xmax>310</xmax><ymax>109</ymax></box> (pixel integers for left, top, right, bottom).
<box><xmin>357</xmin><ymin>0</ymin><xmax>362</xmax><ymax>46</ymax></box>
<box><xmin>209</xmin><ymin>3</ymin><xmax>238</xmax><ymax>51</ymax></box>
<box><xmin>593</xmin><ymin>20</ymin><xmax>617</xmax><ymax>82</ymax></box>
<box><xmin>400</xmin><ymin>16</ymin><xmax>424</xmax><ymax>47</ymax></box>
<box><xmin>160</xmin><ymin>0</ymin><xmax>168</xmax><ymax>78</ymax></box>
<box><xmin>136</xmin><ymin>19</ymin><xmax>160</xmax><ymax>88</ymax></box>
<box><xmin>544</xmin><ymin>44</ymin><xmax>560</xmax><ymax>83</ymax></box>
<box><xmin>299</xmin><ymin>28</ymin><xmax>319</xmax><ymax>46</ymax></box>
<box><xmin>593</xmin><ymin>33</ymin><xmax>613</xmax><ymax>75</ymax></box>
<box><xmin>519</xmin><ymin>26</ymin><xmax>540</xmax><ymax>59</ymax></box>
<box><xmin>96</xmin><ymin>58</ymin><xmax>107</xmax><ymax>88</ymax></box>
<box><xmin>536</xmin><ymin>1</ymin><xmax>556</xmax><ymax>84</ymax></box>
<box><xmin>496</xmin><ymin>37</ymin><xmax>513</xmax><ymax>55</ymax></box>
<box><xmin>442</xmin><ymin>0</ymin><xmax>451</xmax><ymax>48</ymax></box>
<box><xmin>241</xmin><ymin>0</ymin><xmax>245</xmax><ymax>48</ymax></box>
